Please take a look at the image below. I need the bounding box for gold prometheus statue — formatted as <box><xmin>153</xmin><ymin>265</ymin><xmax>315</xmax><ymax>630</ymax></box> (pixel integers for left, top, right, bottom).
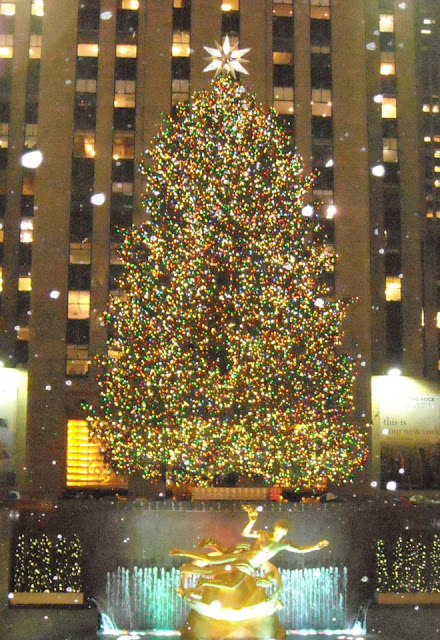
<box><xmin>170</xmin><ymin>504</ymin><xmax>329</xmax><ymax>638</ymax></box>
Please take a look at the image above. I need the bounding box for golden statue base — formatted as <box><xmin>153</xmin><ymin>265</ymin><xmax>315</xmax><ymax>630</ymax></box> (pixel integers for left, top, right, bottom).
<box><xmin>180</xmin><ymin>577</ymin><xmax>286</xmax><ymax>639</ymax></box>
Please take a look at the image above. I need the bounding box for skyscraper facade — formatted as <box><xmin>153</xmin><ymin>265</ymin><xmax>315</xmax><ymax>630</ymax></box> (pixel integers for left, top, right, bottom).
<box><xmin>0</xmin><ymin>0</ymin><xmax>438</xmax><ymax>495</ymax></box>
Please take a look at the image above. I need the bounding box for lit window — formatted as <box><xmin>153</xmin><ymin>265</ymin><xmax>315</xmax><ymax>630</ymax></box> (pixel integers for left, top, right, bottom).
<box><xmin>437</xmin><ymin>311</ymin><xmax>440</xmax><ymax>329</ymax></box>
<box><xmin>0</xmin><ymin>4</ymin><xmax>15</xmax><ymax>16</ymax></box>
<box><xmin>379</xmin><ymin>14</ymin><xmax>394</xmax><ymax>33</ymax></box>
<box><xmin>66</xmin><ymin>346</ymin><xmax>88</xmax><ymax>376</ymax></box>
<box><xmin>31</xmin><ymin>0</ymin><xmax>44</xmax><ymax>16</ymax></box>
<box><xmin>385</xmin><ymin>276</ymin><xmax>401</xmax><ymax>302</ymax></box>
<box><xmin>221</xmin><ymin>0</ymin><xmax>239</xmax><ymax>10</ymax></box>
<box><xmin>311</xmin><ymin>88</ymin><xmax>332</xmax><ymax>117</ymax></box>
<box><xmin>18</xmin><ymin>276</ymin><xmax>31</xmax><ymax>292</ymax></box>
<box><xmin>310</xmin><ymin>0</ymin><xmax>330</xmax><ymax>19</ymax></box>
<box><xmin>0</xmin><ymin>122</ymin><xmax>8</xmax><ymax>149</ymax></box>
<box><xmin>66</xmin><ymin>419</ymin><xmax>128</xmax><ymax>488</ymax></box>
<box><xmin>423</xmin><ymin>104</ymin><xmax>430</xmax><ymax>113</ymax></box>
<box><xmin>273</xmin><ymin>0</ymin><xmax>292</xmax><ymax>18</ymax></box>
<box><xmin>172</xmin><ymin>30</ymin><xmax>190</xmax><ymax>57</ymax></box>
<box><xmin>433</xmin><ymin>105</ymin><xmax>440</xmax><ymax>114</ymax></box>
<box><xmin>434</xmin><ymin>150</ymin><xmax>440</xmax><ymax>158</ymax></box>
<box><xmin>380</xmin><ymin>52</ymin><xmax>395</xmax><ymax>75</ymax></box>
<box><xmin>273</xmin><ymin>51</ymin><xmax>293</xmax><ymax>65</ymax></box>
<box><xmin>25</xmin><ymin>123</ymin><xmax>37</xmax><ymax>149</ymax></box>
<box><xmin>424</xmin><ymin>136</ymin><xmax>432</xmax><ymax>143</ymax></box>
<box><xmin>172</xmin><ymin>78</ymin><xmax>189</xmax><ymax>106</ymax></box>
<box><xmin>73</xmin><ymin>132</ymin><xmax>95</xmax><ymax>158</ymax></box>
<box><xmin>116</xmin><ymin>44</ymin><xmax>137</xmax><ymax>58</ymax></box>
<box><xmin>70</xmin><ymin>242</ymin><xmax>91</xmax><ymax>264</ymax></box>
<box><xmin>121</xmin><ymin>0</ymin><xmax>138</xmax><ymax>8</ymax></box>
<box><xmin>17</xmin><ymin>326</ymin><xmax>29</xmax><ymax>341</ymax></box>
<box><xmin>68</xmin><ymin>291</ymin><xmax>90</xmax><ymax>320</ymax></box>
<box><xmin>382</xmin><ymin>97</ymin><xmax>397</xmax><ymax>119</ymax></box>
<box><xmin>114</xmin><ymin>79</ymin><xmax>135</xmax><ymax>108</ymax></box>
<box><xmin>0</xmin><ymin>265</ymin><xmax>2</xmax><ymax>291</ymax></box>
<box><xmin>435</xmin><ymin>166</ymin><xmax>440</xmax><ymax>173</ymax></box>
<box><xmin>20</xmin><ymin>218</ymin><xmax>33</xmax><ymax>243</ymax></box>
<box><xmin>274</xmin><ymin>86</ymin><xmax>294</xmax><ymax>115</ymax></box>
<box><xmin>0</xmin><ymin>34</ymin><xmax>13</xmax><ymax>58</ymax></box>
<box><xmin>76</xmin><ymin>79</ymin><xmax>97</xmax><ymax>93</ymax></box>
<box><xmin>77</xmin><ymin>43</ymin><xmax>99</xmax><ymax>57</ymax></box>
<box><xmin>29</xmin><ymin>34</ymin><xmax>41</xmax><ymax>59</ymax></box>
<box><xmin>383</xmin><ymin>138</ymin><xmax>398</xmax><ymax>163</ymax></box>
<box><xmin>435</xmin><ymin>179</ymin><xmax>440</xmax><ymax>188</ymax></box>
<box><xmin>113</xmin><ymin>133</ymin><xmax>134</xmax><ymax>159</ymax></box>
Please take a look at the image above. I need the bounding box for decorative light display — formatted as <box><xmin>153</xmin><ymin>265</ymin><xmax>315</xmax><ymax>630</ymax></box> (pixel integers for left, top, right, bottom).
<box><xmin>431</xmin><ymin>534</ymin><xmax>440</xmax><ymax>592</ymax></box>
<box><xmin>86</xmin><ymin>75</ymin><xmax>367</xmax><ymax>488</ymax></box>
<box><xmin>12</xmin><ymin>534</ymin><xmax>83</xmax><ymax>593</ymax></box>
<box><xmin>375</xmin><ymin>538</ymin><xmax>389</xmax><ymax>592</ymax></box>
<box><xmin>376</xmin><ymin>535</ymin><xmax>440</xmax><ymax>593</ymax></box>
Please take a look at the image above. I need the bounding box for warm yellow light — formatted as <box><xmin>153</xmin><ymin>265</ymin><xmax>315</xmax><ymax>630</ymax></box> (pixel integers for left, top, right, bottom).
<box><xmin>0</xmin><ymin>46</ymin><xmax>13</xmax><ymax>58</ymax></box>
<box><xmin>380</xmin><ymin>63</ymin><xmax>394</xmax><ymax>76</ymax></box>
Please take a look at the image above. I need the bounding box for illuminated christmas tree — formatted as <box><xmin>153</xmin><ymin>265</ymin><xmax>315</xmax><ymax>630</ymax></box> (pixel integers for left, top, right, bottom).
<box><xmin>87</xmin><ymin>42</ymin><xmax>366</xmax><ymax>488</ymax></box>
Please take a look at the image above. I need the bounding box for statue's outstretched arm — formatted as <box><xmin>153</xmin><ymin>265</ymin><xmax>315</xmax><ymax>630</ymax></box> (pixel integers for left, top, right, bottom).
<box><xmin>241</xmin><ymin>504</ymin><xmax>259</xmax><ymax>538</ymax></box>
<box><xmin>285</xmin><ymin>539</ymin><xmax>329</xmax><ymax>554</ymax></box>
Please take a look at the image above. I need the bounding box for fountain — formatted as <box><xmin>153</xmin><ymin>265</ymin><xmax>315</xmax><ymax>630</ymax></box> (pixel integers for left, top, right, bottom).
<box><xmin>103</xmin><ymin>565</ymin><xmax>347</xmax><ymax>633</ymax></box>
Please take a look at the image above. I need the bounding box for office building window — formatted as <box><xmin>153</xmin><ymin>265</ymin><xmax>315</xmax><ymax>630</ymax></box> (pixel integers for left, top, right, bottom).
<box><xmin>77</xmin><ymin>43</ymin><xmax>99</xmax><ymax>57</ymax></box>
<box><xmin>310</xmin><ymin>0</ymin><xmax>330</xmax><ymax>20</ymax></box>
<box><xmin>66</xmin><ymin>419</ymin><xmax>127</xmax><ymax>488</ymax></box>
<box><xmin>114</xmin><ymin>79</ymin><xmax>135</xmax><ymax>108</ymax></box>
<box><xmin>28</xmin><ymin>34</ymin><xmax>41</xmax><ymax>59</ymax></box>
<box><xmin>222</xmin><ymin>0</ymin><xmax>239</xmax><ymax>10</ymax></box>
<box><xmin>115</xmin><ymin>57</ymin><xmax>137</xmax><ymax>81</ymax></box>
<box><xmin>20</xmin><ymin>218</ymin><xmax>33</xmax><ymax>243</ymax></box>
<box><xmin>74</xmin><ymin>93</ymin><xmax>97</xmax><ymax>129</ymax></box>
<box><xmin>273</xmin><ymin>0</ymin><xmax>292</xmax><ymax>18</ymax></box>
<box><xmin>172</xmin><ymin>30</ymin><xmax>190</xmax><ymax>57</ymax></box>
<box><xmin>0</xmin><ymin>34</ymin><xmax>13</xmax><ymax>58</ymax></box>
<box><xmin>383</xmin><ymin>138</ymin><xmax>398</xmax><ymax>163</ymax></box>
<box><xmin>116</xmin><ymin>44</ymin><xmax>137</xmax><ymax>58</ymax></box>
<box><xmin>274</xmin><ymin>86</ymin><xmax>293</xmax><ymax>115</ymax></box>
<box><xmin>382</xmin><ymin>97</ymin><xmax>397</xmax><ymax>118</ymax></box>
<box><xmin>273</xmin><ymin>51</ymin><xmax>292</xmax><ymax>65</ymax></box>
<box><xmin>0</xmin><ymin>4</ymin><xmax>15</xmax><ymax>16</ymax></box>
<box><xmin>120</xmin><ymin>0</ymin><xmax>138</xmax><ymax>8</ymax></box>
<box><xmin>113</xmin><ymin>133</ymin><xmax>134</xmax><ymax>159</ymax></box>
<box><xmin>76</xmin><ymin>78</ymin><xmax>97</xmax><ymax>93</ymax></box>
<box><xmin>172</xmin><ymin>78</ymin><xmax>189</xmax><ymax>105</ymax></box>
<box><xmin>31</xmin><ymin>0</ymin><xmax>43</xmax><ymax>16</ymax></box>
<box><xmin>68</xmin><ymin>290</ymin><xmax>90</xmax><ymax>320</ymax></box>
<box><xmin>66</xmin><ymin>347</ymin><xmax>89</xmax><ymax>377</ymax></box>
<box><xmin>379</xmin><ymin>14</ymin><xmax>394</xmax><ymax>32</ymax></box>
<box><xmin>380</xmin><ymin>52</ymin><xmax>395</xmax><ymax>75</ymax></box>
<box><xmin>73</xmin><ymin>132</ymin><xmax>95</xmax><ymax>158</ymax></box>
<box><xmin>385</xmin><ymin>276</ymin><xmax>401</xmax><ymax>302</ymax></box>
<box><xmin>70</xmin><ymin>242</ymin><xmax>91</xmax><ymax>265</ymax></box>
<box><xmin>0</xmin><ymin>122</ymin><xmax>7</xmax><ymax>148</ymax></box>
<box><xmin>311</xmin><ymin>89</ymin><xmax>332</xmax><ymax>117</ymax></box>
<box><xmin>76</xmin><ymin>56</ymin><xmax>98</xmax><ymax>80</ymax></box>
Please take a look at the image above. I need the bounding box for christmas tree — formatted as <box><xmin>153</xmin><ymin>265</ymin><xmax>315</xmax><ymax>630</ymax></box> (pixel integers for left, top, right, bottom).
<box><xmin>86</xmin><ymin>42</ymin><xmax>366</xmax><ymax>488</ymax></box>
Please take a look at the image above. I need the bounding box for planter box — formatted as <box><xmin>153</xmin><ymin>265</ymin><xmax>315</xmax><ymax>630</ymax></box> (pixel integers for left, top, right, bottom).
<box><xmin>375</xmin><ymin>592</ymin><xmax>440</xmax><ymax>605</ymax></box>
<box><xmin>9</xmin><ymin>592</ymin><xmax>84</xmax><ymax>606</ymax></box>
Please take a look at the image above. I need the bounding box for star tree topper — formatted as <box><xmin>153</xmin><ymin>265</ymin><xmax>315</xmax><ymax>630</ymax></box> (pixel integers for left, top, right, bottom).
<box><xmin>203</xmin><ymin>35</ymin><xmax>250</xmax><ymax>78</ymax></box>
